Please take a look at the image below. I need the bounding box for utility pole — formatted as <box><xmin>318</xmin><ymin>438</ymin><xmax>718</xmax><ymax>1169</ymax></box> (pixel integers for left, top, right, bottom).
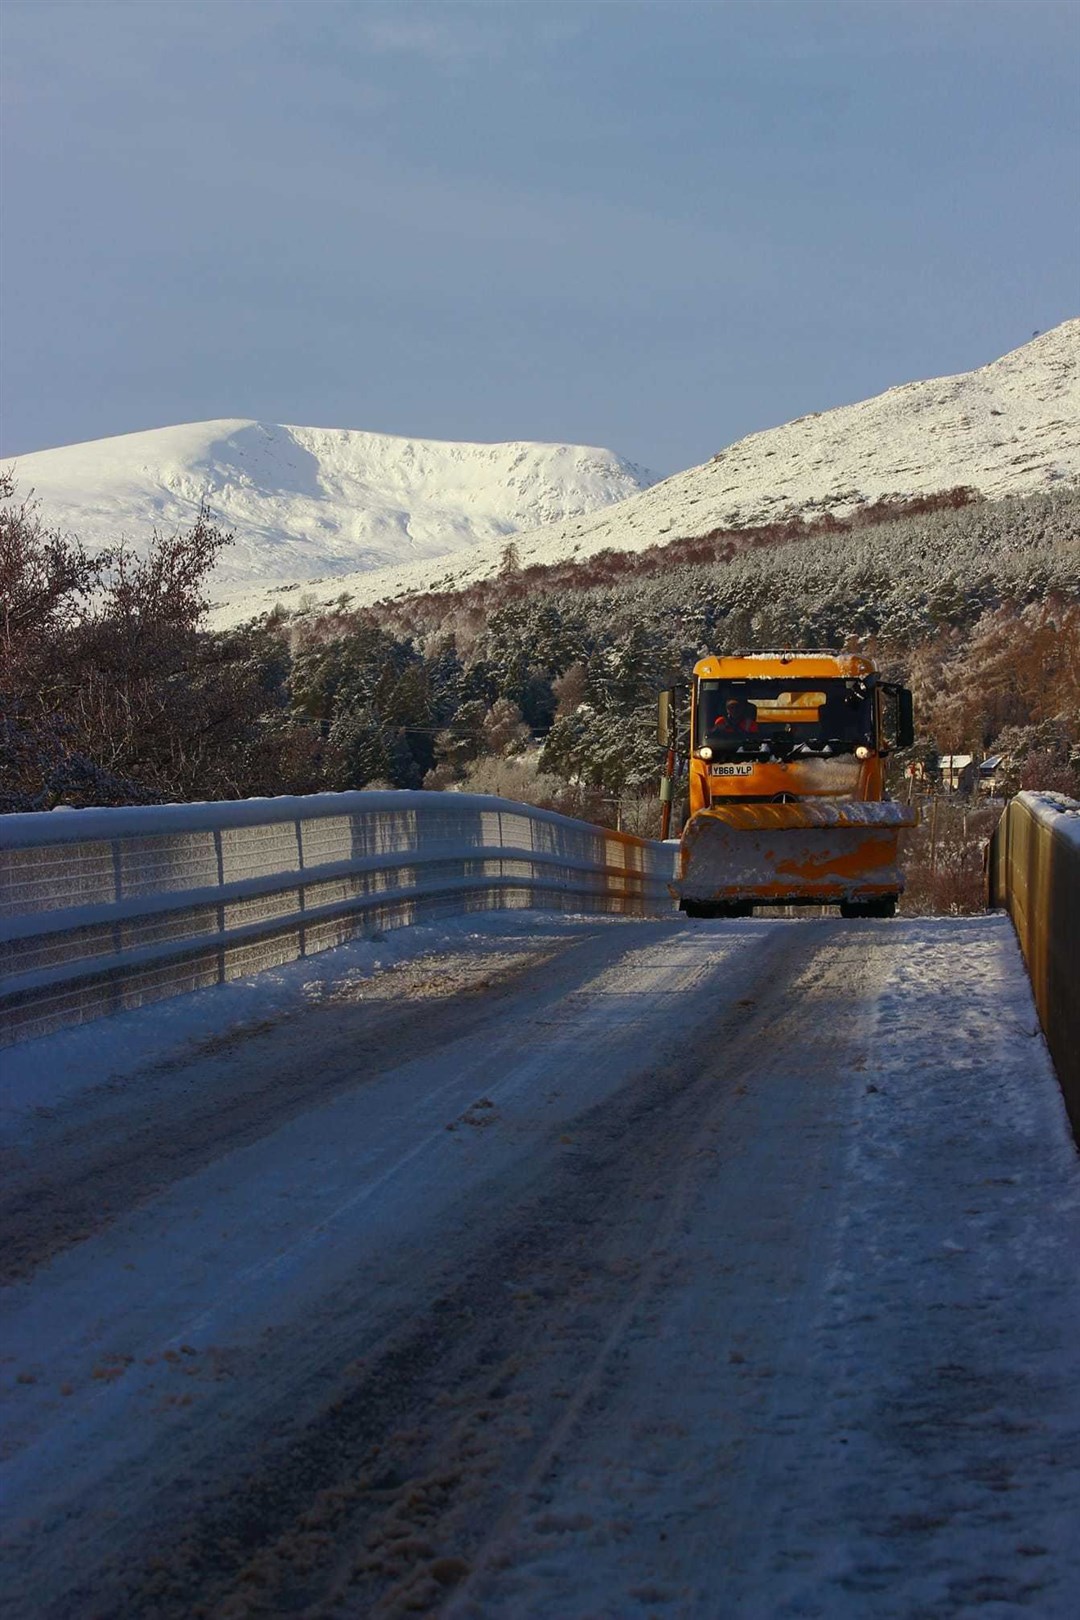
<box><xmin>658</xmin><ymin>685</ymin><xmax>678</xmax><ymax>840</ymax></box>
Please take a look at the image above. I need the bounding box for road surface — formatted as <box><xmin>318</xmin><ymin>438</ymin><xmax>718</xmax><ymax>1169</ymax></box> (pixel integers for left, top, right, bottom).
<box><xmin>2</xmin><ymin>912</ymin><xmax>1078</xmax><ymax>1618</ymax></box>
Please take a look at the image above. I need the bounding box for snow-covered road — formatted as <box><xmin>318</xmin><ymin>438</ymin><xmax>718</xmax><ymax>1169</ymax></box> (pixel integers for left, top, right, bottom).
<box><xmin>2</xmin><ymin>913</ymin><xmax>1078</xmax><ymax>1618</ymax></box>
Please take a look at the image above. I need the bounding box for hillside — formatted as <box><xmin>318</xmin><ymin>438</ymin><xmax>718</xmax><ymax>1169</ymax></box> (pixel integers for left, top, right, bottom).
<box><xmin>217</xmin><ymin>320</ymin><xmax>1079</xmax><ymax>625</ymax></box>
<box><xmin>6</xmin><ymin>420</ymin><xmax>656</xmax><ymax>593</ymax></box>
<box><xmin>376</xmin><ymin>486</ymin><xmax>1080</xmax><ymax>655</ymax></box>
<box><xmin>5</xmin><ymin>325</ymin><xmax>1078</xmax><ymax>821</ymax></box>
<box><xmin>6</xmin><ymin>463</ymin><xmax>1077</xmax><ymax>820</ymax></box>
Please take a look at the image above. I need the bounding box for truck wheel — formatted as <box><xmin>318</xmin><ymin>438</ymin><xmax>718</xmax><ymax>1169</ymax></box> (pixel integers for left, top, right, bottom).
<box><xmin>682</xmin><ymin>900</ymin><xmax>753</xmax><ymax>919</ymax></box>
<box><xmin>840</xmin><ymin>897</ymin><xmax>897</xmax><ymax>919</ymax></box>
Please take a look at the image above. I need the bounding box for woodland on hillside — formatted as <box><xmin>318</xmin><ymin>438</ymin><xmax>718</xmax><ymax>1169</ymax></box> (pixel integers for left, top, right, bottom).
<box><xmin>3</xmin><ymin>472</ymin><xmax>1078</xmax><ymax>906</ymax></box>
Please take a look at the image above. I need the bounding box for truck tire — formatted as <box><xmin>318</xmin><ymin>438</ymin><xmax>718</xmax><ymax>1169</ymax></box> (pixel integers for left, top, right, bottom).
<box><xmin>839</xmin><ymin>896</ymin><xmax>897</xmax><ymax>919</ymax></box>
<box><xmin>682</xmin><ymin>900</ymin><xmax>754</xmax><ymax>919</ymax></box>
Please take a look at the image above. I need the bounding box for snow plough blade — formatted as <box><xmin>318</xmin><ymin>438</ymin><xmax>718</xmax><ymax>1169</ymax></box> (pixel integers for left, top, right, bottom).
<box><xmin>675</xmin><ymin>800</ymin><xmax>917</xmax><ymax>909</ymax></box>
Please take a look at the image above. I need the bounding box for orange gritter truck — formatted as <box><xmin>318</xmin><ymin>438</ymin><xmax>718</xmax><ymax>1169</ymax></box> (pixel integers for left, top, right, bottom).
<box><xmin>658</xmin><ymin>650</ymin><xmax>918</xmax><ymax>918</ymax></box>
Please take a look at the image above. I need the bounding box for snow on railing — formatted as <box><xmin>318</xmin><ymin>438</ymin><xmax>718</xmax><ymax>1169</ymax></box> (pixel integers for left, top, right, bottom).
<box><xmin>0</xmin><ymin>791</ymin><xmax>677</xmax><ymax>1046</ymax></box>
<box><xmin>989</xmin><ymin>790</ymin><xmax>1080</xmax><ymax>1140</ymax></box>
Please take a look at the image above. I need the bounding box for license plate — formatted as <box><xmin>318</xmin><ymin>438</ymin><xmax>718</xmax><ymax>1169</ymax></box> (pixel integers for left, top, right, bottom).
<box><xmin>709</xmin><ymin>764</ymin><xmax>754</xmax><ymax>776</ymax></box>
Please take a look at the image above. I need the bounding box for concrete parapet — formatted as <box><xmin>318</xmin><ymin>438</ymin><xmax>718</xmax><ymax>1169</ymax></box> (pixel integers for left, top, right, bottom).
<box><xmin>989</xmin><ymin>791</ymin><xmax>1080</xmax><ymax>1139</ymax></box>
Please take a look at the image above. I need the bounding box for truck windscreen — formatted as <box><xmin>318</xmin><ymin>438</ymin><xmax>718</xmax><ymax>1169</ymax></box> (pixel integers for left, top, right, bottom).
<box><xmin>697</xmin><ymin>678</ymin><xmax>875</xmax><ymax>758</ymax></box>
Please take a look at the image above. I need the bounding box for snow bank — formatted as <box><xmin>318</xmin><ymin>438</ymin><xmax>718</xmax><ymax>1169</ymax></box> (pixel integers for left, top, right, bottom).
<box><xmin>1020</xmin><ymin>789</ymin><xmax>1080</xmax><ymax>850</ymax></box>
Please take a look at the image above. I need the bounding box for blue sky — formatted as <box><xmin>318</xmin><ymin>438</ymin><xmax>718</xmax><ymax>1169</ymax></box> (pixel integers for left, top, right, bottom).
<box><xmin>2</xmin><ymin>0</ymin><xmax>1077</xmax><ymax>473</ymax></box>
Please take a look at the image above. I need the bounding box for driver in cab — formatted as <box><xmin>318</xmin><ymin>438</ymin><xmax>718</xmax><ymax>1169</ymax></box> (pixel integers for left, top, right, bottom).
<box><xmin>710</xmin><ymin>696</ymin><xmax>758</xmax><ymax>738</ymax></box>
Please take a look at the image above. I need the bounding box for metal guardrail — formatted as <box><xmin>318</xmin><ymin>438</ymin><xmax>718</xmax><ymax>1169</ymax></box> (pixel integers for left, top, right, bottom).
<box><xmin>0</xmin><ymin>791</ymin><xmax>677</xmax><ymax>1046</ymax></box>
<box><xmin>988</xmin><ymin>791</ymin><xmax>1080</xmax><ymax>1140</ymax></box>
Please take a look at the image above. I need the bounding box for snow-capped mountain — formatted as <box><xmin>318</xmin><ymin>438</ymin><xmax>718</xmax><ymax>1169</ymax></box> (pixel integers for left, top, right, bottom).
<box><xmin>223</xmin><ymin>320</ymin><xmax>1077</xmax><ymax>625</ymax></box>
<box><xmin>6</xmin><ymin>420</ymin><xmax>657</xmax><ymax>593</ymax></box>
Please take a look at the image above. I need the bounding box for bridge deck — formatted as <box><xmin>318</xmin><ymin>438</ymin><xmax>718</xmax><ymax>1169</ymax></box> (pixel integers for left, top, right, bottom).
<box><xmin>3</xmin><ymin>913</ymin><xmax>1078</xmax><ymax>1618</ymax></box>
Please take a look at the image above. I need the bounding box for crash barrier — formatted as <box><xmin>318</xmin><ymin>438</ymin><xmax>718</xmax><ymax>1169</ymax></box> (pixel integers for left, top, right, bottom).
<box><xmin>0</xmin><ymin>792</ymin><xmax>677</xmax><ymax>1046</ymax></box>
<box><xmin>988</xmin><ymin>791</ymin><xmax>1080</xmax><ymax>1141</ymax></box>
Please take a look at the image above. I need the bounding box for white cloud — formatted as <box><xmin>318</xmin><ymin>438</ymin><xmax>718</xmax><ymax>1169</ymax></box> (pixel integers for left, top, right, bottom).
<box><xmin>359</xmin><ymin>12</ymin><xmax>508</xmax><ymax>66</ymax></box>
<box><xmin>357</xmin><ymin>4</ymin><xmax>583</xmax><ymax>68</ymax></box>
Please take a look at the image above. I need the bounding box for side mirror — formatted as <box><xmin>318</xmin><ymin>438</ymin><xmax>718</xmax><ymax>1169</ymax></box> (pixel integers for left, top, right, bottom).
<box><xmin>657</xmin><ymin>688</ymin><xmax>675</xmax><ymax>748</ymax></box>
<box><xmin>881</xmin><ymin>684</ymin><xmax>915</xmax><ymax>749</ymax></box>
<box><xmin>896</xmin><ymin>687</ymin><xmax>915</xmax><ymax>749</ymax></box>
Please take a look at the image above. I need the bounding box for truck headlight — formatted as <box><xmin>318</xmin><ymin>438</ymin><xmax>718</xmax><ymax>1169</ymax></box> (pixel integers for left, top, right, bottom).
<box><xmin>697</xmin><ymin>746</ymin><xmax>714</xmax><ymax>761</ymax></box>
<box><xmin>855</xmin><ymin>745</ymin><xmax>871</xmax><ymax>760</ymax></box>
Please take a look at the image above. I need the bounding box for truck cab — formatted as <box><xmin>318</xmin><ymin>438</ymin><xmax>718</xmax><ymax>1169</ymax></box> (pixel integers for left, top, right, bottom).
<box><xmin>685</xmin><ymin>652</ymin><xmax>913</xmax><ymax>819</ymax></box>
<box><xmin>659</xmin><ymin>651</ymin><xmax>916</xmax><ymax>918</ymax></box>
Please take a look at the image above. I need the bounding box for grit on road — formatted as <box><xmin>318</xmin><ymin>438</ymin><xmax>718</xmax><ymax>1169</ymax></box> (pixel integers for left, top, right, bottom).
<box><xmin>2</xmin><ymin>911</ymin><xmax>1078</xmax><ymax>1618</ymax></box>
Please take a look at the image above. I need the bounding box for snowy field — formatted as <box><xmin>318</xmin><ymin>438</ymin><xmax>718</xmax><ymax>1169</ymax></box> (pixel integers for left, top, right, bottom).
<box><xmin>2</xmin><ymin>911</ymin><xmax>1078</xmax><ymax>1618</ymax></box>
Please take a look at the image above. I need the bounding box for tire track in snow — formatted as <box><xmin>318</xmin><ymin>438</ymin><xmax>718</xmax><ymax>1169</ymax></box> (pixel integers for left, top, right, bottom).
<box><xmin>12</xmin><ymin>920</ymin><xmax>1070</xmax><ymax>1620</ymax></box>
<box><xmin>0</xmin><ymin>916</ymin><xmax>786</xmax><ymax>1619</ymax></box>
<box><xmin>35</xmin><ymin>921</ymin><xmax>827</xmax><ymax>1620</ymax></box>
<box><xmin>445</xmin><ymin>923</ymin><xmax>885</xmax><ymax>1619</ymax></box>
<box><xmin>0</xmin><ymin>931</ymin><xmax>614</xmax><ymax>1284</ymax></box>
